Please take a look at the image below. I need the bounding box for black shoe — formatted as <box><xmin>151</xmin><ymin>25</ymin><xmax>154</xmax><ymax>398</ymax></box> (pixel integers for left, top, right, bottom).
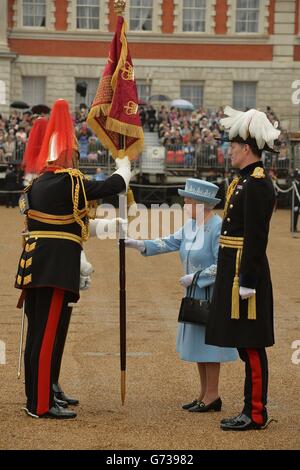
<box><xmin>41</xmin><ymin>403</ymin><xmax>77</xmax><ymax>419</ymax></box>
<box><xmin>54</xmin><ymin>395</ymin><xmax>68</xmax><ymax>408</ymax></box>
<box><xmin>188</xmin><ymin>397</ymin><xmax>222</xmax><ymax>413</ymax></box>
<box><xmin>53</xmin><ymin>383</ymin><xmax>79</xmax><ymax>406</ymax></box>
<box><xmin>220</xmin><ymin>413</ymin><xmax>242</xmax><ymax>425</ymax></box>
<box><xmin>220</xmin><ymin>413</ymin><xmax>265</xmax><ymax>431</ymax></box>
<box><xmin>182</xmin><ymin>399</ymin><xmax>199</xmax><ymax>410</ymax></box>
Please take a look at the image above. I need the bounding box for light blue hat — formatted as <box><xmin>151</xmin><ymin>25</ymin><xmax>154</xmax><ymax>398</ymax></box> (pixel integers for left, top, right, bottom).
<box><xmin>178</xmin><ymin>178</ymin><xmax>221</xmax><ymax>206</ymax></box>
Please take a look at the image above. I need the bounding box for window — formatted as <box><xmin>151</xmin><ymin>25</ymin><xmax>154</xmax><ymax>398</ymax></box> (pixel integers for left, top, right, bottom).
<box><xmin>22</xmin><ymin>77</ymin><xmax>46</xmax><ymax>106</ymax></box>
<box><xmin>77</xmin><ymin>0</ymin><xmax>99</xmax><ymax>29</ymax></box>
<box><xmin>75</xmin><ymin>78</ymin><xmax>99</xmax><ymax>107</ymax></box>
<box><xmin>0</xmin><ymin>81</ymin><xmax>6</xmax><ymax>105</ymax></box>
<box><xmin>130</xmin><ymin>0</ymin><xmax>153</xmax><ymax>31</ymax></box>
<box><xmin>22</xmin><ymin>0</ymin><xmax>46</xmax><ymax>27</ymax></box>
<box><xmin>180</xmin><ymin>82</ymin><xmax>204</xmax><ymax>108</ymax></box>
<box><xmin>236</xmin><ymin>0</ymin><xmax>259</xmax><ymax>33</ymax></box>
<box><xmin>136</xmin><ymin>81</ymin><xmax>151</xmax><ymax>102</ymax></box>
<box><xmin>233</xmin><ymin>82</ymin><xmax>256</xmax><ymax>110</ymax></box>
<box><xmin>182</xmin><ymin>0</ymin><xmax>206</xmax><ymax>32</ymax></box>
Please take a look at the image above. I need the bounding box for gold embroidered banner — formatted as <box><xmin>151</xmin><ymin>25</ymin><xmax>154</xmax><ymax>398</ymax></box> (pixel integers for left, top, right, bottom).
<box><xmin>87</xmin><ymin>16</ymin><xmax>144</xmax><ymax>159</ymax></box>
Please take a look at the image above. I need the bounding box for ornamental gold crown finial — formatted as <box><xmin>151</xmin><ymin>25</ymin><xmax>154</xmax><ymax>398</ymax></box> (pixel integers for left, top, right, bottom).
<box><xmin>114</xmin><ymin>0</ymin><xmax>126</xmax><ymax>15</ymax></box>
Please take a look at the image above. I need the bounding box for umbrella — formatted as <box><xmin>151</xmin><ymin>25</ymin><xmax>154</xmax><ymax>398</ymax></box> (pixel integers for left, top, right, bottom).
<box><xmin>138</xmin><ymin>99</ymin><xmax>148</xmax><ymax>106</ymax></box>
<box><xmin>149</xmin><ymin>94</ymin><xmax>170</xmax><ymax>102</ymax></box>
<box><xmin>10</xmin><ymin>101</ymin><xmax>30</xmax><ymax>110</ymax></box>
<box><xmin>171</xmin><ymin>99</ymin><xmax>194</xmax><ymax>111</ymax></box>
<box><xmin>31</xmin><ymin>104</ymin><xmax>51</xmax><ymax>115</ymax></box>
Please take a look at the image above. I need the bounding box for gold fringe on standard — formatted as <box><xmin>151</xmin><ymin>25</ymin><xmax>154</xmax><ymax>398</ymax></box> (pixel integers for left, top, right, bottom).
<box><xmin>87</xmin><ymin>102</ymin><xmax>112</xmax><ymax>120</ymax></box>
<box><xmin>106</xmin><ymin>117</ymin><xmax>145</xmax><ymax>141</ymax></box>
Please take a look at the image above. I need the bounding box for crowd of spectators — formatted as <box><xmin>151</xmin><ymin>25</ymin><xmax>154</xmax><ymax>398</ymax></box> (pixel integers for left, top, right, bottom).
<box><xmin>0</xmin><ymin>103</ymin><xmax>291</xmax><ymax>170</ymax></box>
<box><xmin>138</xmin><ymin>103</ymin><xmax>290</xmax><ymax>168</ymax></box>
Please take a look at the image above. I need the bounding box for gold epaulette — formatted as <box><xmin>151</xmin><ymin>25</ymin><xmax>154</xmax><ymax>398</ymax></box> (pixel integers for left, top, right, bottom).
<box><xmin>251</xmin><ymin>167</ymin><xmax>265</xmax><ymax>179</ymax></box>
<box><xmin>54</xmin><ymin>168</ymin><xmax>87</xmax><ymax>179</ymax></box>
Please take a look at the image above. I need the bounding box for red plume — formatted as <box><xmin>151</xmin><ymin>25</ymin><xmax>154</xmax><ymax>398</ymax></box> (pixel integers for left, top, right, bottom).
<box><xmin>36</xmin><ymin>99</ymin><xmax>75</xmax><ymax>173</ymax></box>
<box><xmin>22</xmin><ymin>117</ymin><xmax>48</xmax><ymax>174</ymax></box>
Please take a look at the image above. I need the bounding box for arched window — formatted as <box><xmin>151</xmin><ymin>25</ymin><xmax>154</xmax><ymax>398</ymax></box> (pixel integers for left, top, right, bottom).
<box><xmin>174</xmin><ymin>0</ymin><xmax>215</xmax><ymax>34</ymax></box>
<box><xmin>68</xmin><ymin>0</ymin><xmax>108</xmax><ymax>31</ymax></box>
<box><xmin>129</xmin><ymin>0</ymin><xmax>153</xmax><ymax>31</ymax></box>
<box><xmin>227</xmin><ymin>0</ymin><xmax>269</xmax><ymax>35</ymax></box>
<box><xmin>22</xmin><ymin>0</ymin><xmax>46</xmax><ymax>27</ymax></box>
<box><xmin>77</xmin><ymin>0</ymin><xmax>100</xmax><ymax>29</ymax></box>
<box><xmin>236</xmin><ymin>0</ymin><xmax>259</xmax><ymax>33</ymax></box>
<box><xmin>182</xmin><ymin>0</ymin><xmax>206</xmax><ymax>32</ymax></box>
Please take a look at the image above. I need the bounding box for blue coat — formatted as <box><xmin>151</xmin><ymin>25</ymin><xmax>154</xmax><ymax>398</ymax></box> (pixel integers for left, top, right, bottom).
<box><xmin>143</xmin><ymin>214</ymin><xmax>238</xmax><ymax>363</ymax></box>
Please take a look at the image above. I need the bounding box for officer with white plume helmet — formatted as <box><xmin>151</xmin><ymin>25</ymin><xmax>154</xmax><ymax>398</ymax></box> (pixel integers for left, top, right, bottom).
<box><xmin>205</xmin><ymin>106</ymin><xmax>280</xmax><ymax>431</ymax></box>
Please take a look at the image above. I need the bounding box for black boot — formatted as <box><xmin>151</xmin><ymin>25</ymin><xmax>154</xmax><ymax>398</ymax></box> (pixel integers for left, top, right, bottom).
<box><xmin>53</xmin><ymin>383</ymin><xmax>79</xmax><ymax>406</ymax></box>
<box><xmin>41</xmin><ymin>403</ymin><xmax>77</xmax><ymax>419</ymax></box>
<box><xmin>220</xmin><ymin>413</ymin><xmax>266</xmax><ymax>431</ymax></box>
<box><xmin>54</xmin><ymin>395</ymin><xmax>68</xmax><ymax>408</ymax></box>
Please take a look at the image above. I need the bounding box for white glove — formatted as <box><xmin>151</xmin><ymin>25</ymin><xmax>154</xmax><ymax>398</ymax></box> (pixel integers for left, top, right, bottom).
<box><xmin>80</xmin><ymin>275</ymin><xmax>91</xmax><ymax>290</ymax></box>
<box><xmin>179</xmin><ymin>273</ymin><xmax>194</xmax><ymax>288</ymax></box>
<box><xmin>124</xmin><ymin>238</ymin><xmax>145</xmax><ymax>253</ymax></box>
<box><xmin>239</xmin><ymin>286</ymin><xmax>256</xmax><ymax>299</ymax></box>
<box><xmin>89</xmin><ymin>218</ymin><xmax>128</xmax><ymax>238</ymax></box>
<box><xmin>80</xmin><ymin>250</ymin><xmax>93</xmax><ymax>276</ymax></box>
<box><xmin>113</xmin><ymin>156</ymin><xmax>132</xmax><ymax>192</ymax></box>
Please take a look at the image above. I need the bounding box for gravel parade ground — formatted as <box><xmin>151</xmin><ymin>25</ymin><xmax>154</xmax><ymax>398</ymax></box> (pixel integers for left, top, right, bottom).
<box><xmin>0</xmin><ymin>207</ymin><xmax>299</xmax><ymax>450</ymax></box>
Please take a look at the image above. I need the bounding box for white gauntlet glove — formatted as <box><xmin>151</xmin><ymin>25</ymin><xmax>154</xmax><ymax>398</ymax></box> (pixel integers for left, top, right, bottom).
<box><xmin>179</xmin><ymin>273</ymin><xmax>194</xmax><ymax>288</ymax></box>
<box><xmin>239</xmin><ymin>286</ymin><xmax>256</xmax><ymax>299</ymax></box>
<box><xmin>80</xmin><ymin>251</ymin><xmax>93</xmax><ymax>290</ymax></box>
<box><xmin>124</xmin><ymin>238</ymin><xmax>145</xmax><ymax>253</ymax></box>
<box><xmin>113</xmin><ymin>156</ymin><xmax>132</xmax><ymax>192</ymax></box>
<box><xmin>89</xmin><ymin>218</ymin><xmax>128</xmax><ymax>238</ymax></box>
<box><xmin>80</xmin><ymin>275</ymin><xmax>91</xmax><ymax>290</ymax></box>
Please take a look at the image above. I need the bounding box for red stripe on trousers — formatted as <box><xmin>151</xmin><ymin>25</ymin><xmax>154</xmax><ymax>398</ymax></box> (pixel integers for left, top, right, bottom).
<box><xmin>37</xmin><ymin>288</ymin><xmax>64</xmax><ymax>415</ymax></box>
<box><xmin>246</xmin><ymin>348</ymin><xmax>264</xmax><ymax>425</ymax></box>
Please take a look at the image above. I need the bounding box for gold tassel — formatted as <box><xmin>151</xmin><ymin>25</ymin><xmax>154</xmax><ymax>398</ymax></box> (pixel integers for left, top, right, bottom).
<box><xmin>127</xmin><ymin>188</ymin><xmax>135</xmax><ymax>207</ymax></box>
<box><xmin>231</xmin><ymin>276</ymin><xmax>240</xmax><ymax>319</ymax></box>
<box><xmin>248</xmin><ymin>294</ymin><xmax>256</xmax><ymax>320</ymax></box>
<box><xmin>231</xmin><ymin>247</ymin><xmax>241</xmax><ymax>319</ymax></box>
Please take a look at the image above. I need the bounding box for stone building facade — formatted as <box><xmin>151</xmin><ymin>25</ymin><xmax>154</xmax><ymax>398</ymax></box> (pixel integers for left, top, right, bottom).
<box><xmin>0</xmin><ymin>0</ymin><xmax>300</xmax><ymax>129</ymax></box>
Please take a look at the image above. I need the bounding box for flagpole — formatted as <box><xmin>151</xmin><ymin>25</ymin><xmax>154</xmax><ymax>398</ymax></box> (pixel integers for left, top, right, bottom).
<box><xmin>119</xmin><ymin>136</ymin><xmax>126</xmax><ymax>405</ymax></box>
<box><xmin>114</xmin><ymin>0</ymin><xmax>127</xmax><ymax>405</ymax></box>
<box><xmin>87</xmin><ymin>0</ymin><xmax>143</xmax><ymax>405</ymax></box>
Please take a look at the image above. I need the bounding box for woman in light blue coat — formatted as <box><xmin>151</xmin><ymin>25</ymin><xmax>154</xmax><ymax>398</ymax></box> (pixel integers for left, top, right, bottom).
<box><xmin>126</xmin><ymin>179</ymin><xmax>238</xmax><ymax>412</ymax></box>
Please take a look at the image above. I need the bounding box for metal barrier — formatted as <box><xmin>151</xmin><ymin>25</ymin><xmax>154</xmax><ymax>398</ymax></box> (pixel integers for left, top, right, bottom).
<box><xmin>164</xmin><ymin>144</ymin><xmax>294</xmax><ymax>173</ymax></box>
<box><xmin>165</xmin><ymin>144</ymin><xmax>229</xmax><ymax>171</ymax></box>
<box><xmin>2</xmin><ymin>141</ymin><xmax>296</xmax><ymax>176</ymax></box>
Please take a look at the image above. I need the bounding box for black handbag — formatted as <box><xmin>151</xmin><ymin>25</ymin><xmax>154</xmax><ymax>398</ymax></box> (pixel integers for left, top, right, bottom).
<box><xmin>178</xmin><ymin>271</ymin><xmax>210</xmax><ymax>326</ymax></box>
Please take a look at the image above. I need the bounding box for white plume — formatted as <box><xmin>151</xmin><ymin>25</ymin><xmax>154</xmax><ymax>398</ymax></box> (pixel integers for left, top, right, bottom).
<box><xmin>220</xmin><ymin>106</ymin><xmax>281</xmax><ymax>149</ymax></box>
